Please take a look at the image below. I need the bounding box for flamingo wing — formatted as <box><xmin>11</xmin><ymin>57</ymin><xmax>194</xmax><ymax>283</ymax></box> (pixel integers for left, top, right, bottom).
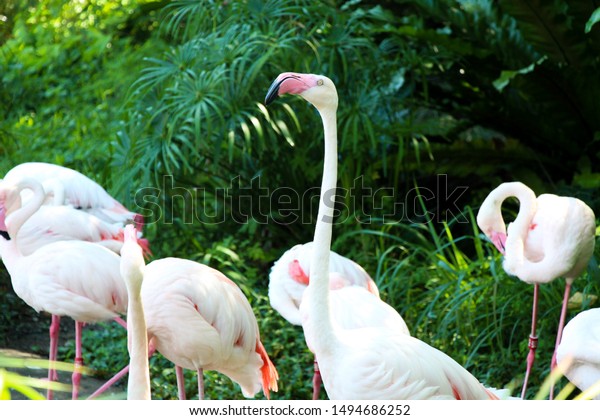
<box><xmin>141</xmin><ymin>257</ymin><xmax>277</xmax><ymax>398</ymax></box>
<box><xmin>16</xmin><ymin>205</ymin><xmax>123</xmax><ymax>255</ymax></box>
<box><xmin>10</xmin><ymin>241</ymin><xmax>126</xmax><ymax>322</ymax></box>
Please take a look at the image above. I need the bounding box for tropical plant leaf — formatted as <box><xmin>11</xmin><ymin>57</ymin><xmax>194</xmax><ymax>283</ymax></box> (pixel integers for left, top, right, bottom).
<box><xmin>585</xmin><ymin>6</ymin><xmax>600</xmax><ymax>33</ymax></box>
<box><xmin>499</xmin><ymin>0</ymin><xmax>586</xmax><ymax>65</ymax></box>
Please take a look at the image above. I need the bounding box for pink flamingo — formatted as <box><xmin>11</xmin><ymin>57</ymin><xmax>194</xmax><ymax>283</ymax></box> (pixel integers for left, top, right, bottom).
<box><xmin>0</xmin><ymin>189</ymin><xmax>128</xmax><ymax>256</ymax></box>
<box><xmin>265</xmin><ymin>72</ymin><xmax>498</xmax><ymax>399</ymax></box>
<box><xmin>0</xmin><ymin>177</ymin><xmax>128</xmax><ymax>399</ymax></box>
<box><xmin>477</xmin><ymin>181</ymin><xmax>596</xmax><ymax>398</ymax></box>
<box><xmin>556</xmin><ymin>308</ymin><xmax>600</xmax><ymax>399</ymax></box>
<box><xmin>2</xmin><ymin>162</ymin><xmax>143</xmax><ymax>227</ymax></box>
<box><xmin>0</xmin><ymin>163</ymin><xmax>150</xmax><ymax>256</ymax></box>
<box><xmin>269</xmin><ymin>241</ymin><xmax>407</xmax><ymax>398</ymax></box>
<box><xmin>119</xmin><ymin>226</ymin><xmax>278</xmax><ymax>399</ymax></box>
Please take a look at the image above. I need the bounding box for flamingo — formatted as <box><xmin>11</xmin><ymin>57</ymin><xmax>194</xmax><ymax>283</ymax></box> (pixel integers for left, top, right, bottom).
<box><xmin>555</xmin><ymin>308</ymin><xmax>600</xmax><ymax>399</ymax></box>
<box><xmin>0</xmin><ymin>177</ymin><xmax>128</xmax><ymax>399</ymax></box>
<box><xmin>477</xmin><ymin>182</ymin><xmax>596</xmax><ymax>398</ymax></box>
<box><xmin>269</xmin><ymin>241</ymin><xmax>380</xmax><ymax>325</ymax></box>
<box><xmin>119</xmin><ymin>224</ymin><xmax>151</xmax><ymax>400</ymax></box>
<box><xmin>2</xmin><ymin>162</ymin><xmax>143</xmax><ymax>227</ymax></box>
<box><xmin>265</xmin><ymin>72</ymin><xmax>498</xmax><ymax>399</ymax></box>
<box><xmin>0</xmin><ymin>163</ymin><xmax>150</xmax><ymax>256</ymax></box>
<box><xmin>269</xmin><ymin>241</ymin><xmax>408</xmax><ymax>398</ymax></box>
<box><xmin>0</xmin><ymin>189</ymin><xmax>126</xmax><ymax>256</ymax></box>
<box><xmin>118</xmin><ymin>234</ymin><xmax>279</xmax><ymax>399</ymax></box>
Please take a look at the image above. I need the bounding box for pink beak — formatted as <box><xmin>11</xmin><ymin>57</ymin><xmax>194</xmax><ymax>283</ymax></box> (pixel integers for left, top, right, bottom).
<box><xmin>123</xmin><ymin>224</ymin><xmax>138</xmax><ymax>244</ymax></box>
<box><xmin>0</xmin><ymin>204</ymin><xmax>7</xmax><ymax>232</ymax></box>
<box><xmin>490</xmin><ymin>231</ymin><xmax>507</xmax><ymax>255</ymax></box>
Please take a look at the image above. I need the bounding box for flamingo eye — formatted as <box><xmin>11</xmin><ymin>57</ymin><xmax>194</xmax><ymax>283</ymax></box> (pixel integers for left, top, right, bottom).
<box><xmin>317</xmin><ymin>79</ymin><xmax>324</xmax><ymax>86</ymax></box>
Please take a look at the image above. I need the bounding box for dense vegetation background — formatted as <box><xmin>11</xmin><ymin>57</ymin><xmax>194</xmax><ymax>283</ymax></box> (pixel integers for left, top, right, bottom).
<box><xmin>1</xmin><ymin>0</ymin><xmax>599</xmax><ymax>399</ymax></box>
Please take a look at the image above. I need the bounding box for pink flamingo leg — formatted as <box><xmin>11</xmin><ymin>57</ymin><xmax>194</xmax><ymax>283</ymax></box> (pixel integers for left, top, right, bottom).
<box><xmin>549</xmin><ymin>281</ymin><xmax>572</xmax><ymax>400</ymax></box>
<box><xmin>521</xmin><ymin>283</ymin><xmax>539</xmax><ymax>400</ymax></box>
<box><xmin>71</xmin><ymin>321</ymin><xmax>84</xmax><ymax>399</ymax></box>
<box><xmin>88</xmin><ymin>365</ymin><xmax>130</xmax><ymax>399</ymax></box>
<box><xmin>87</xmin><ymin>318</ymin><xmax>157</xmax><ymax>399</ymax></box>
<box><xmin>47</xmin><ymin>315</ymin><xmax>61</xmax><ymax>400</ymax></box>
<box><xmin>176</xmin><ymin>366</ymin><xmax>186</xmax><ymax>400</ymax></box>
<box><xmin>312</xmin><ymin>357</ymin><xmax>322</xmax><ymax>400</ymax></box>
<box><xmin>197</xmin><ymin>368</ymin><xmax>205</xmax><ymax>400</ymax></box>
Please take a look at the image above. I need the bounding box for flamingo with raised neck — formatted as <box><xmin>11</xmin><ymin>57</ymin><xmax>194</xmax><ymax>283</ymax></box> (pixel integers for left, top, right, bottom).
<box><xmin>265</xmin><ymin>72</ymin><xmax>499</xmax><ymax>399</ymax></box>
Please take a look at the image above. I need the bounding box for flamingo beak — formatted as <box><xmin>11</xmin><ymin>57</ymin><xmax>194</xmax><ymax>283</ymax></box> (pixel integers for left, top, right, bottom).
<box><xmin>265</xmin><ymin>78</ymin><xmax>285</xmax><ymax>105</ymax></box>
<box><xmin>265</xmin><ymin>74</ymin><xmax>302</xmax><ymax>105</ymax></box>
<box><xmin>124</xmin><ymin>224</ymin><xmax>138</xmax><ymax>243</ymax></box>
<box><xmin>0</xmin><ymin>203</ymin><xmax>6</xmax><ymax>232</ymax></box>
<box><xmin>490</xmin><ymin>231</ymin><xmax>507</xmax><ymax>255</ymax></box>
<box><xmin>0</xmin><ymin>231</ymin><xmax>9</xmax><ymax>240</ymax></box>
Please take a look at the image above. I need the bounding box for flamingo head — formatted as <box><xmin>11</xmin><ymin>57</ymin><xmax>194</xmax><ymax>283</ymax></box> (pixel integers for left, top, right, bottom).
<box><xmin>0</xmin><ymin>202</ymin><xmax>6</xmax><ymax>232</ymax></box>
<box><xmin>477</xmin><ymin>194</ymin><xmax>508</xmax><ymax>255</ymax></box>
<box><xmin>0</xmin><ymin>182</ymin><xmax>21</xmax><ymax>232</ymax></box>
<box><xmin>120</xmin><ymin>224</ymin><xmax>146</xmax><ymax>294</ymax></box>
<box><xmin>489</xmin><ymin>231</ymin><xmax>507</xmax><ymax>255</ymax></box>
<box><xmin>477</xmin><ymin>218</ymin><xmax>507</xmax><ymax>255</ymax></box>
<box><xmin>265</xmin><ymin>72</ymin><xmax>338</xmax><ymax>111</ymax></box>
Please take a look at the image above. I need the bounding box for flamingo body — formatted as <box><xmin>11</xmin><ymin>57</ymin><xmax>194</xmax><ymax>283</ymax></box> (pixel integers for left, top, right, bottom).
<box><xmin>141</xmin><ymin>257</ymin><xmax>278</xmax><ymax>399</ymax></box>
<box><xmin>269</xmin><ymin>241</ymin><xmax>379</xmax><ymax>325</ymax></box>
<box><xmin>1</xmin><ymin>163</ymin><xmax>148</xmax><ymax>256</ymax></box>
<box><xmin>13</xmin><ymin>205</ymin><xmax>124</xmax><ymax>255</ymax></box>
<box><xmin>2</xmin><ymin>240</ymin><xmax>126</xmax><ymax>322</ymax></box>
<box><xmin>556</xmin><ymin>308</ymin><xmax>600</xmax><ymax>399</ymax></box>
<box><xmin>2</xmin><ymin>162</ymin><xmax>141</xmax><ymax>226</ymax></box>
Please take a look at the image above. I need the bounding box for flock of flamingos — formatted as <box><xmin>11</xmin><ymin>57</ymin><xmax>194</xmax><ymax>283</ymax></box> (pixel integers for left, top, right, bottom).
<box><xmin>1</xmin><ymin>72</ymin><xmax>599</xmax><ymax>400</ymax></box>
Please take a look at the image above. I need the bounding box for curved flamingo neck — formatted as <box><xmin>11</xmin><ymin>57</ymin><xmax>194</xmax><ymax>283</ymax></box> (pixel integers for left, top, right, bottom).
<box><xmin>43</xmin><ymin>179</ymin><xmax>66</xmax><ymax>205</ymax></box>
<box><xmin>493</xmin><ymin>183</ymin><xmax>536</xmax><ymax>242</ymax></box>
<box><xmin>4</xmin><ymin>178</ymin><xmax>46</xmax><ymax>251</ymax></box>
<box><xmin>305</xmin><ymin>105</ymin><xmax>339</xmax><ymax>352</ymax></box>
<box><xmin>495</xmin><ymin>183</ymin><xmax>539</xmax><ymax>279</ymax></box>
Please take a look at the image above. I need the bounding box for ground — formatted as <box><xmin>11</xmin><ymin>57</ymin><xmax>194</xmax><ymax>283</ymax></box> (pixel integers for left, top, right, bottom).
<box><xmin>0</xmin><ymin>279</ymin><xmax>126</xmax><ymax>400</ymax></box>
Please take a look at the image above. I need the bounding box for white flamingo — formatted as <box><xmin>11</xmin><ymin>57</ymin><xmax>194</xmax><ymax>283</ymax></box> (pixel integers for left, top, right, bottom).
<box><xmin>0</xmin><ymin>163</ymin><xmax>150</xmax><ymax>256</ymax></box>
<box><xmin>269</xmin><ymin>241</ymin><xmax>408</xmax><ymax>398</ymax></box>
<box><xmin>265</xmin><ymin>72</ymin><xmax>498</xmax><ymax>399</ymax></box>
<box><xmin>0</xmin><ymin>177</ymin><xmax>128</xmax><ymax>399</ymax></box>
<box><xmin>117</xmin><ymin>227</ymin><xmax>278</xmax><ymax>399</ymax></box>
<box><xmin>477</xmin><ymin>182</ymin><xmax>596</xmax><ymax>398</ymax></box>
<box><xmin>2</xmin><ymin>162</ymin><xmax>142</xmax><ymax>227</ymax></box>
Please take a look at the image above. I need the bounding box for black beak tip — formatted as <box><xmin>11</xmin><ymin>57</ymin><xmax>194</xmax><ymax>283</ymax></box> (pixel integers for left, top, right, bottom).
<box><xmin>0</xmin><ymin>230</ymin><xmax>10</xmax><ymax>240</ymax></box>
<box><xmin>264</xmin><ymin>79</ymin><xmax>283</xmax><ymax>106</ymax></box>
